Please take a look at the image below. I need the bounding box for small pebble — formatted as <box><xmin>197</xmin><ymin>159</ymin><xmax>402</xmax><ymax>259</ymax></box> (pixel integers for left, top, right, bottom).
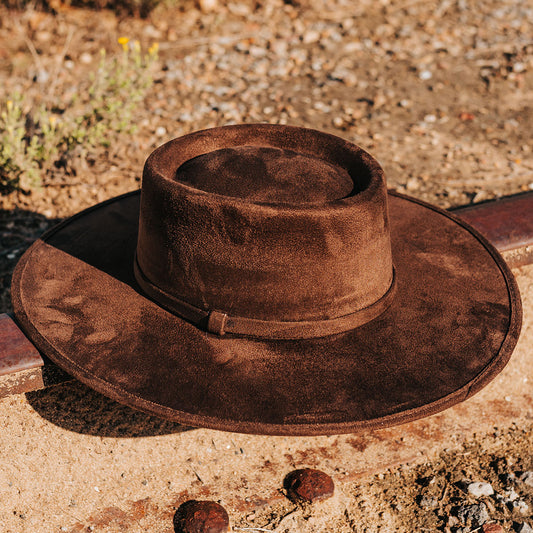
<box><xmin>472</xmin><ymin>191</ymin><xmax>488</xmax><ymax>203</ymax></box>
<box><xmin>496</xmin><ymin>487</ymin><xmax>519</xmax><ymax>503</ymax></box>
<box><xmin>520</xmin><ymin>471</ymin><xmax>533</xmax><ymax>487</ymax></box>
<box><xmin>284</xmin><ymin>468</ymin><xmax>334</xmax><ymax>503</ymax></box>
<box><xmin>419</xmin><ymin>70</ymin><xmax>433</xmax><ymax>80</ymax></box>
<box><xmin>198</xmin><ymin>0</ymin><xmax>218</xmax><ymax>13</ymax></box>
<box><xmin>456</xmin><ymin>502</ymin><xmax>489</xmax><ymax>527</ymax></box>
<box><xmin>35</xmin><ymin>69</ymin><xmax>50</xmax><ymax>84</ymax></box>
<box><xmin>302</xmin><ymin>30</ymin><xmax>321</xmax><ymax>44</ymax></box>
<box><xmin>511</xmin><ymin>500</ymin><xmax>529</xmax><ymax>515</ymax></box>
<box><xmin>406</xmin><ymin>178</ymin><xmax>420</xmax><ymax>191</ymax></box>
<box><xmin>173</xmin><ymin>500</ymin><xmax>229</xmax><ymax>533</ymax></box>
<box><xmin>418</xmin><ymin>493</ymin><xmax>439</xmax><ymax>510</ymax></box>
<box><xmin>156</xmin><ymin>126</ymin><xmax>167</xmax><ymax>137</ymax></box>
<box><xmin>80</xmin><ymin>52</ymin><xmax>92</xmax><ymax>64</ymax></box>
<box><xmin>482</xmin><ymin>524</ymin><xmax>504</xmax><ymax>533</ymax></box>
<box><xmin>468</xmin><ymin>482</ymin><xmax>494</xmax><ymax>497</ymax></box>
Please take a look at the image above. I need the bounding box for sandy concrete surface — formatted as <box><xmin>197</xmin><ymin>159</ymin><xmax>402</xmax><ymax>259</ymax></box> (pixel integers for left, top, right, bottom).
<box><xmin>0</xmin><ymin>262</ymin><xmax>531</xmax><ymax>533</ymax></box>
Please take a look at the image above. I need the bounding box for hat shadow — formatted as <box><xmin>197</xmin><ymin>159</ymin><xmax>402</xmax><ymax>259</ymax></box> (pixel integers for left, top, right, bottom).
<box><xmin>0</xmin><ymin>205</ymin><xmax>190</xmax><ymax>437</ymax></box>
<box><xmin>0</xmin><ymin>207</ymin><xmax>63</xmax><ymax>315</ymax></box>
<box><xmin>26</xmin><ymin>380</ymin><xmax>193</xmax><ymax>437</ymax></box>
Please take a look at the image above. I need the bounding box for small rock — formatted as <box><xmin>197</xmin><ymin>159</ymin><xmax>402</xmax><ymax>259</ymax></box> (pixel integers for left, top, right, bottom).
<box><xmin>302</xmin><ymin>30</ymin><xmax>321</xmax><ymax>44</ymax></box>
<box><xmin>227</xmin><ymin>2</ymin><xmax>250</xmax><ymax>16</ymax></box>
<box><xmin>35</xmin><ymin>69</ymin><xmax>50</xmax><ymax>84</ymax></box>
<box><xmin>329</xmin><ymin>68</ymin><xmax>357</xmax><ymax>86</ymax></box>
<box><xmin>496</xmin><ymin>487</ymin><xmax>519</xmax><ymax>503</ymax></box>
<box><xmin>80</xmin><ymin>52</ymin><xmax>92</xmax><ymax>64</ymax></box>
<box><xmin>511</xmin><ymin>500</ymin><xmax>529</xmax><ymax>515</ymax></box>
<box><xmin>284</xmin><ymin>468</ymin><xmax>334</xmax><ymax>503</ymax></box>
<box><xmin>270</xmin><ymin>40</ymin><xmax>288</xmax><ymax>56</ymax></box>
<box><xmin>447</xmin><ymin>515</ymin><xmax>460</xmax><ymax>527</ymax></box>
<box><xmin>468</xmin><ymin>482</ymin><xmax>494</xmax><ymax>497</ymax></box>
<box><xmin>249</xmin><ymin>46</ymin><xmax>267</xmax><ymax>58</ymax></box>
<box><xmin>143</xmin><ymin>24</ymin><xmax>162</xmax><ymax>39</ymax></box>
<box><xmin>198</xmin><ymin>0</ymin><xmax>218</xmax><ymax>11</ymax></box>
<box><xmin>406</xmin><ymin>178</ymin><xmax>420</xmax><ymax>191</ymax></box>
<box><xmin>516</xmin><ymin>524</ymin><xmax>533</xmax><ymax>533</ymax></box>
<box><xmin>418</xmin><ymin>493</ymin><xmax>439</xmax><ymax>510</ymax></box>
<box><xmin>173</xmin><ymin>500</ymin><xmax>229</xmax><ymax>533</ymax></box>
<box><xmin>456</xmin><ymin>502</ymin><xmax>490</xmax><ymax>527</ymax></box>
<box><xmin>472</xmin><ymin>190</ymin><xmax>488</xmax><ymax>203</ymax></box>
<box><xmin>520</xmin><ymin>471</ymin><xmax>533</xmax><ymax>487</ymax></box>
<box><xmin>459</xmin><ymin>111</ymin><xmax>475</xmax><ymax>121</ymax></box>
<box><xmin>482</xmin><ymin>524</ymin><xmax>504</xmax><ymax>533</ymax></box>
<box><xmin>419</xmin><ymin>70</ymin><xmax>433</xmax><ymax>80</ymax></box>
<box><xmin>156</xmin><ymin>126</ymin><xmax>167</xmax><ymax>137</ymax></box>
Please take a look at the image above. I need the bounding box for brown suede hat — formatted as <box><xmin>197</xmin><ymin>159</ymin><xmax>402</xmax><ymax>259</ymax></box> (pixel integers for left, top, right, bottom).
<box><xmin>11</xmin><ymin>124</ymin><xmax>522</xmax><ymax>436</ymax></box>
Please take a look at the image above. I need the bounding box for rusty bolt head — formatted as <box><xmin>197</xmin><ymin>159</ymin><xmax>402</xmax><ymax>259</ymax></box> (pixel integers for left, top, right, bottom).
<box><xmin>173</xmin><ymin>500</ymin><xmax>229</xmax><ymax>533</ymax></box>
<box><xmin>481</xmin><ymin>524</ymin><xmax>504</xmax><ymax>533</ymax></box>
<box><xmin>284</xmin><ymin>468</ymin><xmax>335</xmax><ymax>503</ymax></box>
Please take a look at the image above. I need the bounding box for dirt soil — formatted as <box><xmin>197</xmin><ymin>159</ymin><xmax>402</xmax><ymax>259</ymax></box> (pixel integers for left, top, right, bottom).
<box><xmin>0</xmin><ymin>0</ymin><xmax>532</xmax><ymax>531</ymax></box>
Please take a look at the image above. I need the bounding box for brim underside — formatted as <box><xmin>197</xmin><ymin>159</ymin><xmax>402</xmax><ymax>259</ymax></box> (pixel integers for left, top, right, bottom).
<box><xmin>11</xmin><ymin>191</ymin><xmax>521</xmax><ymax>436</ymax></box>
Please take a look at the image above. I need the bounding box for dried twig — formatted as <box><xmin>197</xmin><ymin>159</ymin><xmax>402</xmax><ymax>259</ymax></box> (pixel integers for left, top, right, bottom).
<box><xmin>48</xmin><ymin>26</ymin><xmax>75</xmax><ymax>99</ymax></box>
<box><xmin>233</xmin><ymin>508</ymin><xmax>298</xmax><ymax>533</ymax></box>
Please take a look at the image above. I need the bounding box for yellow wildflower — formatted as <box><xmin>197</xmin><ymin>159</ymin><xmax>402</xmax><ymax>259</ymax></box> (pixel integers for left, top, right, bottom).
<box><xmin>6</xmin><ymin>100</ymin><xmax>13</xmax><ymax>110</ymax></box>
<box><xmin>133</xmin><ymin>40</ymin><xmax>141</xmax><ymax>53</ymax></box>
<box><xmin>148</xmin><ymin>42</ymin><xmax>159</xmax><ymax>56</ymax></box>
<box><xmin>118</xmin><ymin>36</ymin><xmax>130</xmax><ymax>51</ymax></box>
<box><xmin>49</xmin><ymin>116</ymin><xmax>57</xmax><ymax>127</ymax></box>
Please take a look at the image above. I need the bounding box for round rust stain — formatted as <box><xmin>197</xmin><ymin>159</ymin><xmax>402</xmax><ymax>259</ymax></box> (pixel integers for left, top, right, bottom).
<box><xmin>173</xmin><ymin>500</ymin><xmax>229</xmax><ymax>533</ymax></box>
<box><xmin>284</xmin><ymin>468</ymin><xmax>335</xmax><ymax>503</ymax></box>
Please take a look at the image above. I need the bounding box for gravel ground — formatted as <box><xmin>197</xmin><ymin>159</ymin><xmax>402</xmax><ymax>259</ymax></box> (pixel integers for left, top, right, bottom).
<box><xmin>0</xmin><ymin>0</ymin><xmax>532</xmax><ymax>531</ymax></box>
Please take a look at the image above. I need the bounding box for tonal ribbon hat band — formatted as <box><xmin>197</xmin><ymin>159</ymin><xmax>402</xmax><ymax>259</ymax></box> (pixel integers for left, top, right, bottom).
<box><xmin>134</xmin><ymin>253</ymin><xmax>397</xmax><ymax>339</ymax></box>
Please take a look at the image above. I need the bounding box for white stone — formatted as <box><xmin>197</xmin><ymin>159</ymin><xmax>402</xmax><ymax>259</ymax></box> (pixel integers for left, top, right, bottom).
<box><xmin>80</xmin><ymin>52</ymin><xmax>92</xmax><ymax>64</ymax></box>
<box><xmin>467</xmin><ymin>482</ymin><xmax>494</xmax><ymax>497</ymax></box>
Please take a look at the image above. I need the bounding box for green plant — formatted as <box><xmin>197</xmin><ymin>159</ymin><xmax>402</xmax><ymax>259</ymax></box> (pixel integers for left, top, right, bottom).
<box><xmin>0</xmin><ymin>96</ymin><xmax>42</xmax><ymax>191</ymax></box>
<box><xmin>0</xmin><ymin>38</ymin><xmax>159</xmax><ymax>193</ymax></box>
<box><xmin>72</xmin><ymin>38</ymin><xmax>159</xmax><ymax>148</ymax></box>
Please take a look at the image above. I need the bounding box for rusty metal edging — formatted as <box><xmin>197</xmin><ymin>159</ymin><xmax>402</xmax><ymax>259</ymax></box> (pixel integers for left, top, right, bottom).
<box><xmin>451</xmin><ymin>190</ymin><xmax>533</xmax><ymax>268</ymax></box>
<box><xmin>1</xmin><ymin>191</ymin><xmax>532</xmax><ymax>398</ymax></box>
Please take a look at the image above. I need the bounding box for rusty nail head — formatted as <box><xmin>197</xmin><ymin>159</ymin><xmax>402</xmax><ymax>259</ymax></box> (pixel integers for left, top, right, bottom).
<box><xmin>173</xmin><ymin>500</ymin><xmax>229</xmax><ymax>533</ymax></box>
<box><xmin>284</xmin><ymin>468</ymin><xmax>335</xmax><ymax>503</ymax></box>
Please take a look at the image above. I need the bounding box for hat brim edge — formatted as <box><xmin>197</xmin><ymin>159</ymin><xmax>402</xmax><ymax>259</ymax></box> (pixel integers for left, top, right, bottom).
<box><xmin>10</xmin><ymin>190</ymin><xmax>522</xmax><ymax>436</ymax></box>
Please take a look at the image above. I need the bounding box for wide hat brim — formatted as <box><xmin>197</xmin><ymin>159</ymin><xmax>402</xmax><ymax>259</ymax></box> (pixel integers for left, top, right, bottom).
<box><xmin>12</xmin><ymin>190</ymin><xmax>521</xmax><ymax>436</ymax></box>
